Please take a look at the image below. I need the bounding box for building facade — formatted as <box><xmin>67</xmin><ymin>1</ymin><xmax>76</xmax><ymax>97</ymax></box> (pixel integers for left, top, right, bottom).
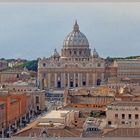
<box><xmin>114</xmin><ymin>59</ymin><xmax>140</xmax><ymax>83</ymax></box>
<box><xmin>64</xmin><ymin>86</ymin><xmax>115</xmax><ymax>110</ymax></box>
<box><xmin>106</xmin><ymin>101</ymin><xmax>140</xmax><ymax>128</ymax></box>
<box><xmin>38</xmin><ymin>21</ymin><xmax>105</xmax><ymax>90</ymax></box>
<box><xmin>0</xmin><ymin>81</ymin><xmax>46</xmax><ymax>138</ymax></box>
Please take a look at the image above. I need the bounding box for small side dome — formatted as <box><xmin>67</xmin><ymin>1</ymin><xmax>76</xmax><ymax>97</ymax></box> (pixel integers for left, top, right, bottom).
<box><xmin>93</xmin><ymin>48</ymin><xmax>99</xmax><ymax>58</ymax></box>
<box><xmin>51</xmin><ymin>49</ymin><xmax>60</xmax><ymax>58</ymax></box>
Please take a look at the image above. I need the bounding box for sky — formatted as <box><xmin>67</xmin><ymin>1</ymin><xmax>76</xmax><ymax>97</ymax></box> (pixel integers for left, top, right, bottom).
<box><xmin>0</xmin><ymin>3</ymin><xmax>140</xmax><ymax>60</ymax></box>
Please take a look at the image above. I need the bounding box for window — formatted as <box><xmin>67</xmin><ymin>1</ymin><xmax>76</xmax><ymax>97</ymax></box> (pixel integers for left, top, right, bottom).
<box><xmin>97</xmin><ymin>63</ymin><xmax>101</xmax><ymax>67</ymax></box>
<box><xmin>83</xmin><ymin>81</ymin><xmax>86</xmax><ymax>86</ymax></box>
<box><xmin>57</xmin><ymin>81</ymin><xmax>61</xmax><ymax>88</ymax></box>
<box><xmin>122</xmin><ymin>114</ymin><xmax>125</xmax><ymax>119</ymax></box>
<box><xmin>37</xmin><ymin>106</ymin><xmax>40</xmax><ymax>111</ymax></box>
<box><xmin>0</xmin><ymin>104</ymin><xmax>5</xmax><ymax>110</ymax></box>
<box><xmin>43</xmin><ymin>63</ymin><xmax>46</xmax><ymax>67</ymax></box>
<box><xmin>17</xmin><ymin>74</ymin><xmax>19</xmax><ymax>78</ymax></box>
<box><xmin>36</xmin><ymin>96</ymin><xmax>39</xmax><ymax>104</ymax></box>
<box><xmin>108</xmin><ymin>121</ymin><xmax>112</xmax><ymax>125</ymax></box>
<box><xmin>115</xmin><ymin>114</ymin><xmax>118</xmax><ymax>118</ymax></box>
<box><xmin>75</xmin><ymin>83</ymin><xmax>78</xmax><ymax>87</ymax></box>
<box><xmin>121</xmin><ymin>121</ymin><xmax>125</xmax><ymax>124</ymax></box>
<box><xmin>135</xmin><ymin>122</ymin><xmax>139</xmax><ymax>126</ymax></box>
<box><xmin>128</xmin><ymin>114</ymin><xmax>131</xmax><ymax>119</ymax></box>
<box><xmin>135</xmin><ymin>114</ymin><xmax>139</xmax><ymax>119</ymax></box>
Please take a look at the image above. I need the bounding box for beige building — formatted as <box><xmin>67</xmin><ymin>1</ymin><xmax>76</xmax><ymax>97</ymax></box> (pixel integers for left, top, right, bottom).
<box><xmin>2</xmin><ymin>81</ymin><xmax>46</xmax><ymax>114</ymax></box>
<box><xmin>114</xmin><ymin>59</ymin><xmax>140</xmax><ymax>83</ymax></box>
<box><xmin>38</xmin><ymin>21</ymin><xmax>105</xmax><ymax>90</ymax></box>
<box><xmin>64</xmin><ymin>86</ymin><xmax>115</xmax><ymax>110</ymax></box>
<box><xmin>106</xmin><ymin>101</ymin><xmax>140</xmax><ymax>128</ymax></box>
<box><xmin>0</xmin><ymin>70</ymin><xmax>35</xmax><ymax>84</ymax></box>
<box><xmin>38</xmin><ymin>110</ymin><xmax>71</xmax><ymax>129</ymax></box>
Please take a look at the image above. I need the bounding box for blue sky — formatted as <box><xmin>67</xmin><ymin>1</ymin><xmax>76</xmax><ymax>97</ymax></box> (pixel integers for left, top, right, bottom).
<box><xmin>0</xmin><ymin>3</ymin><xmax>140</xmax><ymax>60</ymax></box>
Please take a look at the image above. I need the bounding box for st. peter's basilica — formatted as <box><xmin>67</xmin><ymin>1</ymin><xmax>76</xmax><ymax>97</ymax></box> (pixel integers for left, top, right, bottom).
<box><xmin>38</xmin><ymin>21</ymin><xmax>105</xmax><ymax>90</ymax></box>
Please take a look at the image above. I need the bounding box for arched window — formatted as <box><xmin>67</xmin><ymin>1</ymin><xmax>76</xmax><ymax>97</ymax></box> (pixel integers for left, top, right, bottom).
<box><xmin>43</xmin><ymin>63</ymin><xmax>46</xmax><ymax>67</ymax></box>
<box><xmin>97</xmin><ymin>79</ymin><xmax>101</xmax><ymax>86</ymax></box>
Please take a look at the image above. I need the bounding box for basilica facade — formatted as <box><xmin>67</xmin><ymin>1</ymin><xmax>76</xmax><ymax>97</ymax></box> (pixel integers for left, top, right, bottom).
<box><xmin>38</xmin><ymin>21</ymin><xmax>105</xmax><ymax>90</ymax></box>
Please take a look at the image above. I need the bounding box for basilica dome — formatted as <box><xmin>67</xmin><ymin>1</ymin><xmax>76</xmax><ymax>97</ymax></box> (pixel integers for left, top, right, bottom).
<box><xmin>63</xmin><ymin>20</ymin><xmax>89</xmax><ymax>48</ymax></box>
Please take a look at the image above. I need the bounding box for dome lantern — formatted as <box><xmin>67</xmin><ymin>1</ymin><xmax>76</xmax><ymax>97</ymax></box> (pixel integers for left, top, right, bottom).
<box><xmin>73</xmin><ymin>20</ymin><xmax>80</xmax><ymax>32</ymax></box>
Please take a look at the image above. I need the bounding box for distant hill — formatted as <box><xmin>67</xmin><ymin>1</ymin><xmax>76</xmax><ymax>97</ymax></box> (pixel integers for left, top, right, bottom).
<box><xmin>19</xmin><ymin>60</ymin><xmax>38</xmax><ymax>72</ymax></box>
<box><xmin>2</xmin><ymin>60</ymin><xmax>38</xmax><ymax>72</ymax></box>
<box><xmin>1</xmin><ymin>55</ymin><xmax>140</xmax><ymax>72</ymax></box>
<box><xmin>106</xmin><ymin>56</ymin><xmax>140</xmax><ymax>62</ymax></box>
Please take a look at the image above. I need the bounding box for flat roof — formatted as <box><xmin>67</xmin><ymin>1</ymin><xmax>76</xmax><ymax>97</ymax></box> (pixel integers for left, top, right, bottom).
<box><xmin>41</xmin><ymin>110</ymin><xmax>70</xmax><ymax>119</ymax></box>
<box><xmin>38</xmin><ymin>122</ymin><xmax>63</xmax><ymax>126</ymax></box>
<box><xmin>48</xmin><ymin>89</ymin><xmax>64</xmax><ymax>94</ymax></box>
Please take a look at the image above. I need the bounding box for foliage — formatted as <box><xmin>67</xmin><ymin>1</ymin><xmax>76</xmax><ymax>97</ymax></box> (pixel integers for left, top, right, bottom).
<box><xmin>21</xmin><ymin>60</ymin><xmax>38</xmax><ymax>72</ymax></box>
<box><xmin>106</xmin><ymin>56</ymin><xmax>140</xmax><ymax>62</ymax></box>
<box><xmin>90</xmin><ymin>111</ymin><xmax>97</xmax><ymax>117</ymax></box>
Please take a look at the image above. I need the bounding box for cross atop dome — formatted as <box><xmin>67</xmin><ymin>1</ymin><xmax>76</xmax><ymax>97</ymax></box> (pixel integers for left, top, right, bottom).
<box><xmin>73</xmin><ymin>20</ymin><xmax>79</xmax><ymax>32</ymax></box>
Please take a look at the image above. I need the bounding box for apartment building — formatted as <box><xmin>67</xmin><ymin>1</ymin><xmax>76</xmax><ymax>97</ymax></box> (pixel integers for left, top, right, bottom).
<box><xmin>106</xmin><ymin>101</ymin><xmax>140</xmax><ymax>128</ymax></box>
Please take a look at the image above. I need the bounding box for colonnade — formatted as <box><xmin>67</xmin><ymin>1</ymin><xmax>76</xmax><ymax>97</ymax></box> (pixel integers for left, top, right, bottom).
<box><xmin>42</xmin><ymin>72</ymin><xmax>103</xmax><ymax>89</ymax></box>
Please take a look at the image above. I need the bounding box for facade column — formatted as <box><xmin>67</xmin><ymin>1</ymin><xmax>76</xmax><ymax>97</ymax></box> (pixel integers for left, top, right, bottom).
<box><xmin>24</xmin><ymin>114</ymin><xmax>27</xmax><ymax>122</ymax></box>
<box><xmin>48</xmin><ymin>73</ymin><xmax>51</xmax><ymax>89</ymax></box>
<box><xmin>1</xmin><ymin>123</ymin><xmax>4</xmax><ymax>138</ymax></box>
<box><xmin>28</xmin><ymin>109</ymin><xmax>31</xmax><ymax>119</ymax></box>
<box><xmin>61</xmin><ymin>73</ymin><xmax>64</xmax><ymax>88</ymax></box>
<box><xmin>63</xmin><ymin>73</ymin><xmax>66</xmax><ymax>88</ymax></box>
<box><xmin>80</xmin><ymin>73</ymin><xmax>83</xmax><ymax>86</ymax></box>
<box><xmin>101</xmin><ymin>73</ymin><xmax>104</xmax><ymax>83</ymax></box>
<box><xmin>78</xmin><ymin>73</ymin><xmax>80</xmax><ymax>87</ymax></box>
<box><xmin>67</xmin><ymin>73</ymin><xmax>70</xmax><ymax>88</ymax></box>
<box><xmin>14</xmin><ymin>119</ymin><xmax>17</xmax><ymax>130</ymax></box>
<box><xmin>8</xmin><ymin>123</ymin><xmax>11</xmax><ymax>137</ymax></box>
<box><xmin>54</xmin><ymin>73</ymin><xmax>57</xmax><ymax>88</ymax></box>
<box><xmin>93</xmin><ymin>73</ymin><xmax>96</xmax><ymax>86</ymax></box>
<box><xmin>20</xmin><ymin>117</ymin><xmax>22</xmax><ymax>127</ymax></box>
<box><xmin>86</xmin><ymin>73</ymin><xmax>89</xmax><ymax>86</ymax></box>
<box><xmin>40</xmin><ymin>78</ymin><xmax>43</xmax><ymax>90</ymax></box>
<box><xmin>2</xmin><ymin>127</ymin><xmax>4</xmax><ymax>138</ymax></box>
<box><xmin>73</xmin><ymin>73</ymin><xmax>76</xmax><ymax>87</ymax></box>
